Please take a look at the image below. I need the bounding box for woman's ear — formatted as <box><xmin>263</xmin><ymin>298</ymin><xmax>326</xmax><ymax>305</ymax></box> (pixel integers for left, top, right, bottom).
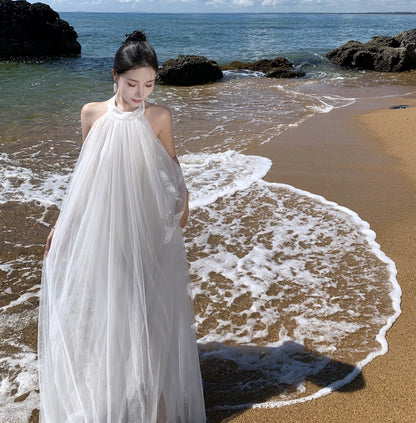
<box><xmin>112</xmin><ymin>70</ymin><xmax>119</xmax><ymax>93</ymax></box>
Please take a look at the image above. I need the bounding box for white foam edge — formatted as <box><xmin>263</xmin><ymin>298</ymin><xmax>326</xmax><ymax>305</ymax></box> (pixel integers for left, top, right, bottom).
<box><xmin>0</xmin><ymin>289</ymin><xmax>40</xmax><ymax>313</ymax></box>
<box><xmin>359</xmin><ymin>90</ymin><xmax>416</xmax><ymax>100</ymax></box>
<box><xmin>181</xmin><ymin>151</ymin><xmax>272</xmax><ymax>209</ymax></box>
<box><xmin>0</xmin><ymin>352</ymin><xmax>39</xmax><ymax>421</ymax></box>
<box><xmin>222</xmin><ymin>69</ymin><xmax>266</xmax><ymax>80</ymax></box>
<box><xmin>256</xmin><ymin>97</ymin><xmax>350</xmax><ymax>147</ymax></box>
<box><xmin>257</xmin><ymin>112</ymin><xmax>320</xmax><ymax>146</ymax></box>
<box><xmin>210</xmin><ymin>180</ymin><xmax>402</xmax><ymax>410</ymax></box>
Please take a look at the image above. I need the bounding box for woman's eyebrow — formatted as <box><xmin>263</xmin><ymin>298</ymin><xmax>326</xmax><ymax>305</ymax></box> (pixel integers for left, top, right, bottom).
<box><xmin>126</xmin><ymin>77</ymin><xmax>155</xmax><ymax>83</ymax></box>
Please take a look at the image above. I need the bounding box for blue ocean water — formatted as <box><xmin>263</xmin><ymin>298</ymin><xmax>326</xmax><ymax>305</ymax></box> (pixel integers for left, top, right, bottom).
<box><xmin>63</xmin><ymin>12</ymin><xmax>416</xmax><ymax>64</ymax></box>
<box><xmin>1</xmin><ymin>12</ymin><xmax>416</xmax><ymax>142</ymax></box>
<box><xmin>0</xmin><ymin>12</ymin><xmax>410</xmax><ymax>420</ymax></box>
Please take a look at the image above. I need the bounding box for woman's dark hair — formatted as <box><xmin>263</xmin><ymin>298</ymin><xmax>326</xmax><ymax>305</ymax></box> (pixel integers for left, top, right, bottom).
<box><xmin>113</xmin><ymin>30</ymin><xmax>158</xmax><ymax>75</ymax></box>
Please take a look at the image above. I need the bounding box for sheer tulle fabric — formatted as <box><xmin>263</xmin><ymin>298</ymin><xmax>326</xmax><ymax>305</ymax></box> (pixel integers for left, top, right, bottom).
<box><xmin>38</xmin><ymin>97</ymin><xmax>206</xmax><ymax>422</ymax></box>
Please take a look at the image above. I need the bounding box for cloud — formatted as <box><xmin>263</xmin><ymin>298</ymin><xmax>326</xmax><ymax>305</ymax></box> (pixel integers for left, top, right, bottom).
<box><xmin>260</xmin><ymin>0</ymin><xmax>335</xmax><ymax>6</ymax></box>
<box><xmin>206</xmin><ymin>0</ymin><xmax>226</xmax><ymax>6</ymax></box>
<box><xmin>206</xmin><ymin>0</ymin><xmax>254</xmax><ymax>6</ymax></box>
<box><xmin>232</xmin><ymin>0</ymin><xmax>254</xmax><ymax>6</ymax></box>
<box><xmin>261</xmin><ymin>0</ymin><xmax>281</xmax><ymax>6</ymax></box>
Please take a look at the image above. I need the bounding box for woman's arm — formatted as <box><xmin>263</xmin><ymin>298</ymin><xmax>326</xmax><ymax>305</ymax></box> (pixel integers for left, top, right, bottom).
<box><xmin>179</xmin><ymin>190</ymin><xmax>189</xmax><ymax>228</ymax></box>
<box><xmin>45</xmin><ymin>102</ymin><xmax>107</xmax><ymax>254</ymax></box>
<box><xmin>45</xmin><ymin>215</ymin><xmax>59</xmax><ymax>254</ymax></box>
<box><xmin>149</xmin><ymin>105</ymin><xmax>189</xmax><ymax>228</ymax></box>
<box><xmin>81</xmin><ymin>102</ymin><xmax>107</xmax><ymax>141</ymax></box>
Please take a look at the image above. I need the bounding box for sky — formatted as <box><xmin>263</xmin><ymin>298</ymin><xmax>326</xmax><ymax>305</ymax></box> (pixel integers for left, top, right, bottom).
<box><xmin>36</xmin><ymin>0</ymin><xmax>416</xmax><ymax>14</ymax></box>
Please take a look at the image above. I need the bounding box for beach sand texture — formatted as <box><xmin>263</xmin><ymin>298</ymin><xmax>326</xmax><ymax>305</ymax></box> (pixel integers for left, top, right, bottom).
<box><xmin>208</xmin><ymin>96</ymin><xmax>416</xmax><ymax>423</ymax></box>
<box><xmin>1</xmin><ymin>81</ymin><xmax>415</xmax><ymax>422</ymax></box>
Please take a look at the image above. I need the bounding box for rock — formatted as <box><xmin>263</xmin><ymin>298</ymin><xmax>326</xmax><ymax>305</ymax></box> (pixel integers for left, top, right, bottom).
<box><xmin>0</xmin><ymin>0</ymin><xmax>81</xmax><ymax>60</ymax></box>
<box><xmin>156</xmin><ymin>55</ymin><xmax>223</xmax><ymax>86</ymax></box>
<box><xmin>326</xmin><ymin>28</ymin><xmax>416</xmax><ymax>72</ymax></box>
<box><xmin>394</xmin><ymin>28</ymin><xmax>416</xmax><ymax>47</ymax></box>
<box><xmin>222</xmin><ymin>57</ymin><xmax>306</xmax><ymax>78</ymax></box>
<box><xmin>390</xmin><ymin>105</ymin><xmax>410</xmax><ymax>109</ymax></box>
<box><xmin>266</xmin><ymin>67</ymin><xmax>306</xmax><ymax>78</ymax></box>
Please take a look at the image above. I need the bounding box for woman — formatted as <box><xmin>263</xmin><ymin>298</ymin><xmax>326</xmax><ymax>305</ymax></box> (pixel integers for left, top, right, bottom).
<box><xmin>39</xmin><ymin>30</ymin><xmax>206</xmax><ymax>422</ymax></box>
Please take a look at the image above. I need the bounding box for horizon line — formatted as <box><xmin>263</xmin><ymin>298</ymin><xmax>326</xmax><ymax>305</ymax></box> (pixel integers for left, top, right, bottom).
<box><xmin>59</xmin><ymin>11</ymin><xmax>416</xmax><ymax>15</ymax></box>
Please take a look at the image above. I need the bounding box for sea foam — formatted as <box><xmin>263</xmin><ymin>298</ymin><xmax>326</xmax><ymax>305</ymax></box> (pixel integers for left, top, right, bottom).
<box><xmin>0</xmin><ymin>146</ymin><xmax>401</xmax><ymax>416</ymax></box>
<box><xmin>181</xmin><ymin>150</ymin><xmax>271</xmax><ymax>208</ymax></box>
<box><xmin>182</xmin><ymin>151</ymin><xmax>401</xmax><ymax>408</ymax></box>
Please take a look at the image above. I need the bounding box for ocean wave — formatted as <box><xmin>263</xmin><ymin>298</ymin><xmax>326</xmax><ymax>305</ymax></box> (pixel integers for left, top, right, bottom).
<box><xmin>183</xmin><ymin>151</ymin><xmax>401</xmax><ymax>409</ymax></box>
<box><xmin>181</xmin><ymin>150</ymin><xmax>271</xmax><ymax>208</ymax></box>
<box><xmin>0</xmin><ymin>147</ymin><xmax>401</xmax><ymax>415</ymax></box>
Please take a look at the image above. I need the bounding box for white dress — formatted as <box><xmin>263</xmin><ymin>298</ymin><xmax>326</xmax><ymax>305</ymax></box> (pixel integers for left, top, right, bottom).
<box><xmin>38</xmin><ymin>97</ymin><xmax>206</xmax><ymax>423</ymax></box>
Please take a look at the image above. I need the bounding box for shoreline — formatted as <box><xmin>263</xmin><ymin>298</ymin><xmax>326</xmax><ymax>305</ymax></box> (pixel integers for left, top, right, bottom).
<box><xmin>219</xmin><ymin>95</ymin><xmax>416</xmax><ymax>422</ymax></box>
<box><xmin>2</xmin><ymin>68</ymin><xmax>416</xmax><ymax>420</ymax></box>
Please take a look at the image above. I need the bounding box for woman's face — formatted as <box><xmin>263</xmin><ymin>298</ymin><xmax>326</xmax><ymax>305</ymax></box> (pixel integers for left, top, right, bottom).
<box><xmin>113</xmin><ymin>66</ymin><xmax>156</xmax><ymax>111</ymax></box>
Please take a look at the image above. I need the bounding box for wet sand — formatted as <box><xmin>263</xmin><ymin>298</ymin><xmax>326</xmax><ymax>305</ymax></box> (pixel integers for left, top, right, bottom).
<box><xmin>209</xmin><ymin>96</ymin><xmax>416</xmax><ymax>422</ymax></box>
<box><xmin>3</xmin><ymin>88</ymin><xmax>415</xmax><ymax>421</ymax></box>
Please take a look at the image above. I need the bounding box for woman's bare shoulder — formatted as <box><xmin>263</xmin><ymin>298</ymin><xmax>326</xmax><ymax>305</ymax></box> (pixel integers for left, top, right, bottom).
<box><xmin>81</xmin><ymin>100</ymin><xmax>109</xmax><ymax>122</ymax></box>
<box><xmin>145</xmin><ymin>102</ymin><xmax>171</xmax><ymax>125</ymax></box>
<box><xmin>81</xmin><ymin>100</ymin><xmax>109</xmax><ymax>141</ymax></box>
<box><xmin>145</xmin><ymin>102</ymin><xmax>175</xmax><ymax>155</ymax></box>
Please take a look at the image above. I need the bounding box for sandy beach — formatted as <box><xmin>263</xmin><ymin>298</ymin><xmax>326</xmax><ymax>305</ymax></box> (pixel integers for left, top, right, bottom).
<box><xmin>207</xmin><ymin>95</ymin><xmax>416</xmax><ymax>423</ymax></box>
<box><xmin>2</xmin><ymin>65</ymin><xmax>416</xmax><ymax>420</ymax></box>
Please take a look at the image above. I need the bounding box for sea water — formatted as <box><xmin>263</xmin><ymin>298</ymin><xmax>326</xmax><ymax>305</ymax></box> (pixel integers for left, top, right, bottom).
<box><xmin>0</xmin><ymin>12</ymin><xmax>412</xmax><ymax>420</ymax></box>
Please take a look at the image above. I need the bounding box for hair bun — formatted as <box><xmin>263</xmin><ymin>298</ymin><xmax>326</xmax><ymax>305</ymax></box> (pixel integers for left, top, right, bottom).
<box><xmin>125</xmin><ymin>30</ymin><xmax>147</xmax><ymax>43</ymax></box>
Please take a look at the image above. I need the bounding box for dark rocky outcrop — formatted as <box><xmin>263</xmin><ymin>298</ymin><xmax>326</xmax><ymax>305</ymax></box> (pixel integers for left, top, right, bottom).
<box><xmin>0</xmin><ymin>0</ymin><xmax>81</xmax><ymax>60</ymax></box>
<box><xmin>222</xmin><ymin>57</ymin><xmax>306</xmax><ymax>78</ymax></box>
<box><xmin>156</xmin><ymin>55</ymin><xmax>223</xmax><ymax>86</ymax></box>
<box><xmin>326</xmin><ymin>28</ymin><xmax>416</xmax><ymax>72</ymax></box>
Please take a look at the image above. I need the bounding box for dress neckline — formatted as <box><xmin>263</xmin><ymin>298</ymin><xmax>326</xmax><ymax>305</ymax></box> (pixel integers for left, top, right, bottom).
<box><xmin>108</xmin><ymin>96</ymin><xmax>145</xmax><ymax>120</ymax></box>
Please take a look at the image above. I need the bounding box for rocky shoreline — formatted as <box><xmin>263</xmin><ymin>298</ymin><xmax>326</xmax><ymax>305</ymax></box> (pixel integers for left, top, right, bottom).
<box><xmin>157</xmin><ymin>28</ymin><xmax>416</xmax><ymax>85</ymax></box>
<box><xmin>327</xmin><ymin>28</ymin><xmax>416</xmax><ymax>72</ymax></box>
<box><xmin>0</xmin><ymin>0</ymin><xmax>80</xmax><ymax>60</ymax></box>
<box><xmin>222</xmin><ymin>57</ymin><xmax>306</xmax><ymax>78</ymax></box>
<box><xmin>156</xmin><ymin>55</ymin><xmax>306</xmax><ymax>85</ymax></box>
<box><xmin>1</xmin><ymin>0</ymin><xmax>416</xmax><ymax>81</ymax></box>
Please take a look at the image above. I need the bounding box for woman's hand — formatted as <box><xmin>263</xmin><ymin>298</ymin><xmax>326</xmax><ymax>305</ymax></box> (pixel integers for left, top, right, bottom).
<box><xmin>180</xmin><ymin>190</ymin><xmax>190</xmax><ymax>228</ymax></box>
<box><xmin>45</xmin><ymin>228</ymin><xmax>55</xmax><ymax>255</ymax></box>
<box><xmin>180</xmin><ymin>202</ymin><xmax>189</xmax><ymax>228</ymax></box>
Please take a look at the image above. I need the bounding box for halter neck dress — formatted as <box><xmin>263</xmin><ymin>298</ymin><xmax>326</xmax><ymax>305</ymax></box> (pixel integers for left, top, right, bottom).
<box><xmin>38</xmin><ymin>96</ymin><xmax>206</xmax><ymax>422</ymax></box>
